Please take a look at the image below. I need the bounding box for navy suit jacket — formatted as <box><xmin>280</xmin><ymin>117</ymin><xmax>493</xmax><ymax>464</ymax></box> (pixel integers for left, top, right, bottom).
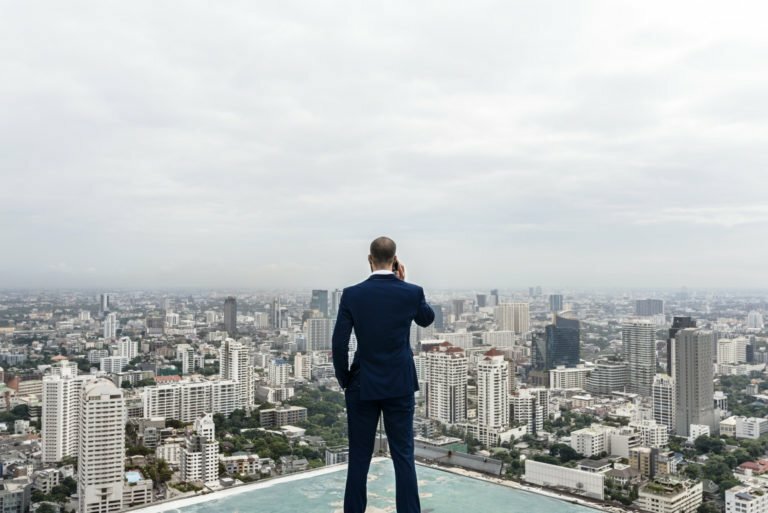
<box><xmin>332</xmin><ymin>274</ymin><xmax>435</xmax><ymax>401</ymax></box>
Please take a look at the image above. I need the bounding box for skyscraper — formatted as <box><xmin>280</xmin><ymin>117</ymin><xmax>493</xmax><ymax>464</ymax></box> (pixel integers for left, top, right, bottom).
<box><xmin>425</xmin><ymin>343</ymin><xmax>468</xmax><ymax>425</ymax></box>
<box><xmin>271</xmin><ymin>297</ymin><xmax>282</xmax><ymax>329</ymax></box>
<box><xmin>330</xmin><ymin>289</ymin><xmax>343</xmax><ymax>318</ymax></box>
<box><xmin>452</xmin><ymin>299</ymin><xmax>465</xmax><ymax>319</ymax></box>
<box><xmin>533</xmin><ymin>312</ymin><xmax>580</xmax><ymax>371</ymax></box>
<box><xmin>180</xmin><ymin>413</ymin><xmax>219</xmax><ymax>485</ymax></box>
<box><xmin>476</xmin><ymin>294</ymin><xmax>487</xmax><ymax>308</ymax></box>
<box><xmin>747</xmin><ymin>311</ymin><xmax>765</xmax><ymax>330</ymax></box>
<box><xmin>42</xmin><ymin>362</ymin><xmax>90</xmax><ymax>464</ymax></box>
<box><xmin>305</xmin><ymin>317</ymin><xmax>335</xmax><ymax>351</ymax></box>
<box><xmin>223</xmin><ymin>296</ymin><xmax>237</xmax><ymax>337</ymax></box>
<box><xmin>117</xmin><ymin>336</ymin><xmax>138</xmax><ymax>360</ymax></box>
<box><xmin>99</xmin><ymin>293</ymin><xmax>111</xmax><ymax>317</ymax></box>
<box><xmin>219</xmin><ymin>338</ymin><xmax>253</xmax><ymax>412</ymax></box>
<box><xmin>495</xmin><ymin>303</ymin><xmax>530</xmax><ymax>334</ymax></box>
<box><xmin>622</xmin><ymin>319</ymin><xmax>656</xmax><ymax>397</ymax></box>
<box><xmin>433</xmin><ymin>305</ymin><xmax>444</xmax><ymax>331</ymax></box>
<box><xmin>477</xmin><ymin>349</ymin><xmax>509</xmax><ymax>446</ymax></box>
<box><xmin>310</xmin><ymin>289</ymin><xmax>329</xmax><ymax>317</ymax></box>
<box><xmin>103</xmin><ymin>312</ymin><xmax>118</xmax><ymax>339</ymax></box>
<box><xmin>635</xmin><ymin>299</ymin><xmax>664</xmax><ymax>317</ymax></box>
<box><xmin>667</xmin><ymin>316</ymin><xmax>696</xmax><ymax>377</ymax></box>
<box><xmin>549</xmin><ymin>294</ymin><xmax>564</xmax><ymax>313</ymax></box>
<box><xmin>490</xmin><ymin>289</ymin><xmax>499</xmax><ymax>306</ymax></box>
<box><xmin>674</xmin><ymin>329</ymin><xmax>716</xmax><ymax>436</ymax></box>
<box><xmin>652</xmin><ymin>374</ymin><xmax>675</xmax><ymax>433</ymax></box>
<box><xmin>78</xmin><ymin>379</ymin><xmax>125</xmax><ymax>513</ymax></box>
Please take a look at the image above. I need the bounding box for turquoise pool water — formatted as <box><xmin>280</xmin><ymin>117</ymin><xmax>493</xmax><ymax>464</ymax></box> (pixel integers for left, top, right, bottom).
<box><xmin>161</xmin><ymin>461</ymin><xmax>597</xmax><ymax>513</ymax></box>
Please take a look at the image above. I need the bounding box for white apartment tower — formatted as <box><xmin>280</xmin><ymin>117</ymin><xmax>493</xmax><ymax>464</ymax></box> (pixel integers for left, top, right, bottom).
<box><xmin>268</xmin><ymin>359</ymin><xmax>292</xmax><ymax>387</ymax></box>
<box><xmin>425</xmin><ymin>343</ymin><xmax>468</xmax><ymax>425</ymax></box>
<box><xmin>117</xmin><ymin>336</ymin><xmax>138</xmax><ymax>360</ymax></box>
<box><xmin>42</xmin><ymin>361</ymin><xmax>90</xmax><ymax>463</ymax></box>
<box><xmin>477</xmin><ymin>349</ymin><xmax>509</xmax><ymax>446</ymax></box>
<box><xmin>293</xmin><ymin>352</ymin><xmax>312</xmax><ymax>381</ymax></box>
<box><xmin>176</xmin><ymin>344</ymin><xmax>197</xmax><ymax>375</ymax></box>
<box><xmin>180</xmin><ymin>413</ymin><xmax>219</xmax><ymax>485</ymax></box>
<box><xmin>103</xmin><ymin>312</ymin><xmax>118</xmax><ymax>339</ymax></box>
<box><xmin>495</xmin><ymin>303</ymin><xmax>530</xmax><ymax>334</ymax></box>
<box><xmin>219</xmin><ymin>338</ymin><xmax>254</xmax><ymax>412</ymax></box>
<box><xmin>511</xmin><ymin>389</ymin><xmax>546</xmax><ymax>435</ymax></box>
<box><xmin>78</xmin><ymin>379</ymin><xmax>125</xmax><ymax>513</ymax></box>
<box><xmin>653</xmin><ymin>374</ymin><xmax>676</xmax><ymax>434</ymax></box>
<box><xmin>622</xmin><ymin>319</ymin><xmax>656</xmax><ymax>397</ymax></box>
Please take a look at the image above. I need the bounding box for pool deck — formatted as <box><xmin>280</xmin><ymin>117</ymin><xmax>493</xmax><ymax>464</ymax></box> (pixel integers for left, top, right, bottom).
<box><xmin>129</xmin><ymin>457</ymin><xmax>628</xmax><ymax>513</ymax></box>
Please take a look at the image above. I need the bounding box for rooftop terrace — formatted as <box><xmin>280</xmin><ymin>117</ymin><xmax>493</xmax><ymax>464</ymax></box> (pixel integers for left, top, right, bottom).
<box><xmin>133</xmin><ymin>459</ymin><xmax>600</xmax><ymax>513</ymax></box>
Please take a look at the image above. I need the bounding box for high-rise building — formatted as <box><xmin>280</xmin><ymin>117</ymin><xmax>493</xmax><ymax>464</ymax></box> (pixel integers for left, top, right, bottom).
<box><xmin>747</xmin><ymin>311</ymin><xmax>765</xmax><ymax>330</ymax></box>
<box><xmin>219</xmin><ymin>338</ymin><xmax>253</xmax><ymax>412</ymax></box>
<box><xmin>180</xmin><ymin>413</ymin><xmax>219</xmax><ymax>485</ymax></box>
<box><xmin>495</xmin><ymin>303</ymin><xmax>530</xmax><ymax>334</ymax></box>
<box><xmin>103</xmin><ymin>312</ymin><xmax>118</xmax><ymax>339</ymax></box>
<box><xmin>271</xmin><ymin>297</ymin><xmax>282</xmax><ymax>329</ymax></box>
<box><xmin>310</xmin><ymin>290</ymin><xmax>329</xmax><ymax>317</ymax></box>
<box><xmin>117</xmin><ymin>336</ymin><xmax>138</xmax><ymax>360</ymax></box>
<box><xmin>476</xmin><ymin>294</ymin><xmax>487</xmax><ymax>308</ymax></box>
<box><xmin>330</xmin><ymin>289</ymin><xmax>343</xmax><ymax>318</ymax></box>
<box><xmin>293</xmin><ymin>352</ymin><xmax>312</xmax><ymax>381</ymax></box>
<box><xmin>549</xmin><ymin>294</ymin><xmax>564</xmax><ymax>313</ymax></box>
<box><xmin>652</xmin><ymin>374</ymin><xmax>675</xmax><ymax>433</ymax></box>
<box><xmin>78</xmin><ymin>379</ymin><xmax>125</xmax><ymax>513</ymax></box>
<box><xmin>176</xmin><ymin>344</ymin><xmax>197</xmax><ymax>375</ymax></box>
<box><xmin>476</xmin><ymin>349</ymin><xmax>509</xmax><ymax>446</ymax></box>
<box><xmin>452</xmin><ymin>299</ymin><xmax>465</xmax><ymax>319</ymax></box>
<box><xmin>533</xmin><ymin>312</ymin><xmax>580</xmax><ymax>371</ymax></box>
<box><xmin>667</xmin><ymin>316</ymin><xmax>696</xmax><ymax>377</ymax></box>
<box><xmin>511</xmin><ymin>389</ymin><xmax>547</xmax><ymax>435</ymax></box>
<box><xmin>635</xmin><ymin>299</ymin><xmax>664</xmax><ymax>317</ymax></box>
<box><xmin>717</xmin><ymin>337</ymin><xmax>749</xmax><ymax>365</ymax></box>
<box><xmin>425</xmin><ymin>343</ymin><xmax>468</xmax><ymax>425</ymax></box>
<box><xmin>268</xmin><ymin>358</ymin><xmax>292</xmax><ymax>387</ymax></box>
<box><xmin>305</xmin><ymin>318</ymin><xmax>335</xmax><ymax>351</ymax></box>
<box><xmin>674</xmin><ymin>329</ymin><xmax>716</xmax><ymax>436</ymax></box>
<box><xmin>490</xmin><ymin>289</ymin><xmax>499</xmax><ymax>306</ymax></box>
<box><xmin>586</xmin><ymin>358</ymin><xmax>629</xmax><ymax>395</ymax></box>
<box><xmin>42</xmin><ymin>362</ymin><xmax>90</xmax><ymax>463</ymax></box>
<box><xmin>433</xmin><ymin>305</ymin><xmax>444</xmax><ymax>331</ymax></box>
<box><xmin>99</xmin><ymin>293</ymin><xmax>111</xmax><ymax>317</ymax></box>
<box><xmin>622</xmin><ymin>319</ymin><xmax>656</xmax><ymax>397</ymax></box>
<box><xmin>142</xmin><ymin>379</ymin><xmax>237</xmax><ymax>422</ymax></box>
<box><xmin>223</xmin><ymin>297</ymin><xmax>237</xmax><ymax>337</ymax></box>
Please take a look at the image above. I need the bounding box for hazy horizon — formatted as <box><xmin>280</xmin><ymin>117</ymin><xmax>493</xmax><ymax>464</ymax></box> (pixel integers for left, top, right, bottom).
<box><xmin>2</xmin><ymin>2</ymin><xmax>768</xmax><ymax>290</ymax></box>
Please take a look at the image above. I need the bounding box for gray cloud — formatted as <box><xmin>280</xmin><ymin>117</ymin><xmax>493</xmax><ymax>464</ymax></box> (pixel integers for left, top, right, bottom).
<box><xmin>1</xmin><ymin>1</ymin><xmax>768</xmax><ymax>290</ymax></box>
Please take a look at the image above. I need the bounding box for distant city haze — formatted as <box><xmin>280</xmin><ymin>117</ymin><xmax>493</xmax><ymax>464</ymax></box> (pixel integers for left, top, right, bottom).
<box><xmin>2</xmin><ymin>2</ymin><xmax>768</xmax><ymax>289</ymax></box>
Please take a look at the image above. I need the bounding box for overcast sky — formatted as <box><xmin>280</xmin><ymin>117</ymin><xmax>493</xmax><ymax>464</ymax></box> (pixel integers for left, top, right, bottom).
<box><xmin>2</xmin><ymin>1</ymin><xmax>767</xmax><ymax>291</ymax></box>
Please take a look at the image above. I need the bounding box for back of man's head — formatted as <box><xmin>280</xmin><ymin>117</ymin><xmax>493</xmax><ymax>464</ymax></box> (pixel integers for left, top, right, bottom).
<box><xmin>370</xmin><ymin>236</ymin><xmax>397</xmax><ymax>266</ymax></box>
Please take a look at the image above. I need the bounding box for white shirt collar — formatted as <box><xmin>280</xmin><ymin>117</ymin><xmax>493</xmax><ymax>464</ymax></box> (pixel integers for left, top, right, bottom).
<box><xmin>370</xmin><ymin>270</ymin><xmax>394</xmax><ymax>276</ymax></box>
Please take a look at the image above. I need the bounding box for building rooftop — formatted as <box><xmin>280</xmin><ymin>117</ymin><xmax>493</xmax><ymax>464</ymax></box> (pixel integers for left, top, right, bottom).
<box><xmin>132</xmin><ymin>459</ymin><xmax>596</xmax><ymax>513</ymax></box>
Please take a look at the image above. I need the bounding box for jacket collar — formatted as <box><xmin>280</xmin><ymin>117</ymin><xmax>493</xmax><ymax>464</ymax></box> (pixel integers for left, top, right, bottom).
<box><xmin>367</xmin><ymin>274</ymin><xmax>397</xmax><ymax>281</ymax></box>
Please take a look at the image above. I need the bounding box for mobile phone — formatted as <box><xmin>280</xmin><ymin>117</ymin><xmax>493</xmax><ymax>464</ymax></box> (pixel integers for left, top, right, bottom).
<box><xmin>392</xmin><ymin>259</ymin><xmax>399</xmax><ymax>274</ymax></box>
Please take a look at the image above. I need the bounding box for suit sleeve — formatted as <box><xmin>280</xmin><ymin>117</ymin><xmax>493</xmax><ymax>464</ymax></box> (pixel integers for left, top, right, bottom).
<box><xmin>414</xmin><ymin>286</ymin><xmax>435</xmax><ymax>328</ymax></box>
<box><xmin>331</xmin><ymin>290</ymin><xmax>354</xmax><ymax>389</ymax></box>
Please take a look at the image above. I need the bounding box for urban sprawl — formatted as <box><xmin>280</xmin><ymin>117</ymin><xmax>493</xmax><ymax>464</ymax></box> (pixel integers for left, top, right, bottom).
<box><xmin>0</xmin><ymin>288</ymin><xmax>766</xmax><ymax>513</ymax></box>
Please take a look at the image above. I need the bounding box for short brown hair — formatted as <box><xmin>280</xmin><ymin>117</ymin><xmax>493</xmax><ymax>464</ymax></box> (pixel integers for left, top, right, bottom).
<box><xmin>370</xmin><ymin>236</ymin><xmax>396</xmax><ymax>265</ymax></box>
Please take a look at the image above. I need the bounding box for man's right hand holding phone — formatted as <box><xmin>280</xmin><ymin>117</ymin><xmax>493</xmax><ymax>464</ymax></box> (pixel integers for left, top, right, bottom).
<box><xmin>393</xmin><ymin>258</ymin><xmax>406</xmax><ymax>281</ymax></box>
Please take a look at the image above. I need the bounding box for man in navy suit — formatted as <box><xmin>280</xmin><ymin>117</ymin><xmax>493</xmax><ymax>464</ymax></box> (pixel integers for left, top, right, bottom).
<box><xmin>332</xmin><ymin>236</ymin><xmax>435</xmax><ymax>513</ymax></box>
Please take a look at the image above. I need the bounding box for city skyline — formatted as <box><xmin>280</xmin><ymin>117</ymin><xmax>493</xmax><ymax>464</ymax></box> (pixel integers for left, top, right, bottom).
<box><xmin>2</xmin><ymin>2</ymin><xmax>768</xmax><ymax>289</ymax></box>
